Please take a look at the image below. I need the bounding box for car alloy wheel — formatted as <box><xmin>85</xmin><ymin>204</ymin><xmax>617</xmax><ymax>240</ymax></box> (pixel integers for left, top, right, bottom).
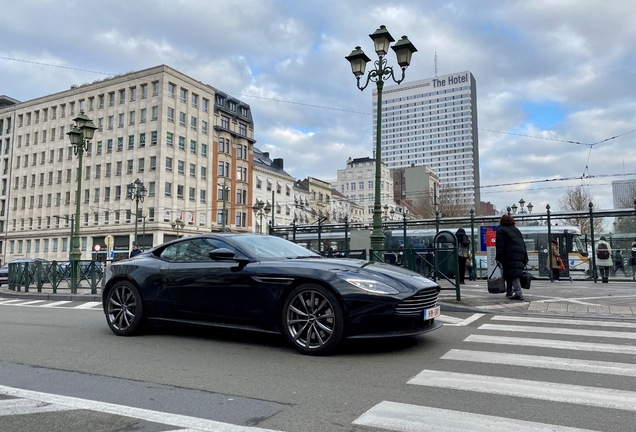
<box><xmin>106</xmin><ymin>281</ymin><xmax>144</xmax><ymax>336</ymax></box>
<box><xmin>283</xmin><ymin>284</ymin><xmax>344</xmax><ymax>355</ymax></box>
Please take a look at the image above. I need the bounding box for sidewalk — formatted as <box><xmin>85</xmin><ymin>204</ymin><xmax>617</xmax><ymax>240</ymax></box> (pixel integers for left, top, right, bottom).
<box><xmin>438</xmin><ymin>277</ymin><xmax>636</xmax><ymax>319</ymax></box>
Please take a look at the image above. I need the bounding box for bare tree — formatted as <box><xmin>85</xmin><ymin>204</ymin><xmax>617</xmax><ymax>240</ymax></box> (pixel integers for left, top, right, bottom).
<box><xmin>557</xmin><ymin>185</ymin><xmax>604</xmax><ymax>234</ymax></box>
<box><xmin>412</xmin><ymin>183</ymin><xmax>471</xmax><ymax>218</ymax></box>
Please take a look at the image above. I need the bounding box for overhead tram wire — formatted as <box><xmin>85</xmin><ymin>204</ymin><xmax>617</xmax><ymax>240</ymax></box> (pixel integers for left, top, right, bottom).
<box><xmin>3</xmin><ymin>56</ymin><xmax>636</xmax><ymax>147</ymax></box>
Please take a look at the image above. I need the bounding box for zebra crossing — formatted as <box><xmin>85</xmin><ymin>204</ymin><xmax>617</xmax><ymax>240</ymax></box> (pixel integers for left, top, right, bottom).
<box><xmin>0</xmin><ymin>297</ymin><xmax>102</xmax><ymax>310</ymax></box>
<box><xmin>353</xmin><ymin>314</ymin><xmax>636</xmax><ymax>432</ymax></box>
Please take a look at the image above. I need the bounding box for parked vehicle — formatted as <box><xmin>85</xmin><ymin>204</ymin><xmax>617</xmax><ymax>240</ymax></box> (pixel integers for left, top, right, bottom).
<box><xmin>0</xmin><ymin>258</ymin><xmax>48</xmax><ymax>286</ymax></box>
<box><xmin>102</xmin><ymin>234</ymin><xmax>442</xmax><ymax>355</ymax></box>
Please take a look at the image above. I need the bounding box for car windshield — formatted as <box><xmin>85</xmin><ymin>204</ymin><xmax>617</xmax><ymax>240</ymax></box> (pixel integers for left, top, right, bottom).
<box><xmin>232</xmin><ymin>235</ymin><xmax>321</xmax><ymax>260</ymax></box>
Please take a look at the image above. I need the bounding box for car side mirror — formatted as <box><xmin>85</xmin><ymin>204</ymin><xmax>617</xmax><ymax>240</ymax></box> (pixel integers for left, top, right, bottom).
<box><xmin>209</xmin><ymin>248</ymin><xmax>236</xmax><ymax>260</ymax></box>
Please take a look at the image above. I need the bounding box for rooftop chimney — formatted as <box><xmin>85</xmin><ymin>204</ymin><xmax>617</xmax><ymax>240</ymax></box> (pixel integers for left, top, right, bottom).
<box><xmin>272</xmin><ymin>158</ymin><xmax>284</xmax><ymax>169</ymax></box>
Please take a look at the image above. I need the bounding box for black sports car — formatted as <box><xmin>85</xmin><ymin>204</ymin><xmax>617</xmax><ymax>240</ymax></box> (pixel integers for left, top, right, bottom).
<box><xmin>102</xmin><ymin>234</ymin><xmax>442</xmax><ymax>355</ymax></box>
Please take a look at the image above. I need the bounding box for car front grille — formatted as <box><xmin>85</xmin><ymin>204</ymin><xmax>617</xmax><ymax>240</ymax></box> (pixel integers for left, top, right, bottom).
<box><xmin>395</xmin><ymin>288</ymin><xmax>438</xmax><ymax>315</ymax></box>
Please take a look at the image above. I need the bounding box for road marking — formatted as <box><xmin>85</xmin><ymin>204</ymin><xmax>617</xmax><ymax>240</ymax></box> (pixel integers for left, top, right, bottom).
<box><xmin>442</xmin><ymin>349</ymin><xmax>636</xmax><ymax>376</ymax></box>
<box><xmin>0</xmin><ymin>385</ymin><xmax>282</xmax><ymax>432</ymax></box>
<box><xmin>353</xmin><ymin>401</ymin><xmax>598</xmax><ymax>432</ymax></box>
<box><xmin>0</xmin><ymin>299</ymin><xmax>24</xmax><ymax>304</ymax></box>
<box><xmin>14</xmin><ymin>300</ymin><xmax>46</xmax><ymax>306</ymax></box>
<box><xmin>42</xmin><ymin>300</ymin><xmax>73</xmax><ymax>307</ymax></box>
<box><xmin>492</xmin><ymin>315</ymin><xmax>636</xmax><ymax>328</ymax></box>
<box><xmin>465</xmin><ymin>334</ymin><xmax>636</xmax><ymax>355</ymax></box>
<box><xmin>407</xmin><ymin>370</ymin><xmax>636</xmax><ymax>411</ymax></box>
<box><xmin>0</xmin><ymin>398</ymin><xmax>74</xmax><ymax>415</ymax></box>
<box><xmin>74</xmin><ymin>301</ymin><xmax>101</xmax><ymax>309</ymax></box>
<box><xmin>478</xmin><ymin>323</ymin><xmax>636</xmax><ymax>340</ymax></box>
<box><xmin>438</xmin><ymin>313</ymin><xmax>484</xmax><ymax>326</ymax></box>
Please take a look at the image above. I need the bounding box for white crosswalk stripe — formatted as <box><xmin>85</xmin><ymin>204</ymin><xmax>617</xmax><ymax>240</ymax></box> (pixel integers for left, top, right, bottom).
<box><xmin>354</xmin><ymin>401</ymin><xmax>599</xmax><ymax>432</ymax></box>
<box><xmin>441</xmin><ymin>349</ymin><xmax>636</xmax><ymax>376</ymax></box>
<box><xmin>491</xmin><ymin>315</ymin><xmax>636</xmax><ymax>329</ymax></box>
<box><xmin>465</xmin><ymin>334</ymin><xmax>636</xmax><ymax>355</ymax></box>
<box><xmin>0</xmin><ymin>297</ymin><xmax>101</xmax><ymax>310</ymax></box>
<box><xmin>478</xmin><ymin>323</ymin><xmax>636</xmax><ymax>340</ymax></box>
<box><xmin>408</xmin><ymin>370</ymin><xmax>636</xmax><ymax>411</ymax></box>
<box><xmin>353</xmin><ymin>313</ymin><xmax>636</xmax><ymax>431</ymax></box>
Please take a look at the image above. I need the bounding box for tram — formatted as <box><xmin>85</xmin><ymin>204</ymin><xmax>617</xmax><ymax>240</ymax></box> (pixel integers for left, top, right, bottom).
<box><xmin>290</xmin><ymin>225</ymin><xmax>590</xmax><ymax>277</ymax></box>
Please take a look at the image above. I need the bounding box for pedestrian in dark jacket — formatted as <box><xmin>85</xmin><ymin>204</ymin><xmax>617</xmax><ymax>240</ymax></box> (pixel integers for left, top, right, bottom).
<box><xmin>495</xmin><ymin>214</ymin><xmax>528</xmax><ymax>300</ymax></box>
<box><xmin>455</xmin><ymin>228</ymin><xmax>470</xmax><ymax>284</ymax></box>
<box><xmin>129</xmin><ymin>244</ymin><xmax>141</xmax><ymax>258</ymax></box>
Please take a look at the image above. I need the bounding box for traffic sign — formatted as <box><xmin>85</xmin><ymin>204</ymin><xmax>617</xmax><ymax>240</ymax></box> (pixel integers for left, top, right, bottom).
<box><xmin>94</xmin><ymin>244</ymin><xmax>101</xmax><ymax>252</ymax></box>
<box><xmin>104</xmin><ymin>235</ymin><xmax>114</xmax><ymax>248</ymax></box>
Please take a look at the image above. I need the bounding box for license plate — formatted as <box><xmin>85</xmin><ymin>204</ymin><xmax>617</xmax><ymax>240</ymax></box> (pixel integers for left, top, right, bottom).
<box><xmin>423</xmin><ymin>306</ymin><xmax>440</xmax><ymax>320</ymax></box>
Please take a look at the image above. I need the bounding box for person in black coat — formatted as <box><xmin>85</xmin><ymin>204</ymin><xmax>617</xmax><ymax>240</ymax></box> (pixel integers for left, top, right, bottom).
<box><xmin>495</xmin><ymin>214</ymin><xmax>528</xmax><ymax>300</ymax></box>
<box><xmin>455</xmin><ymin>228</ymin><xmax>470</xmax><ymax>284</ymax></box>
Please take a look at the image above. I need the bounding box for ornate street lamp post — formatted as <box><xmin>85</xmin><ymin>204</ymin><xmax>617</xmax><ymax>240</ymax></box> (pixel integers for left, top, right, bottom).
<box><xmin>171</xmin><ymin>218</ymin><xmax>185</xmax><ymax>238</ymax></box>
<box><xmin>252</xmin><ymin>201</ymin><xmax>265</xmax><ymax>233</ymax></box>
<box><xmin>66</xmin><ymin>112</ymin><xmax>98</xmax><ymax>264</ymax></box>
<box><xmin>127</xmin><ymin>178</ymin><xmax>147</xmax><ymax>247</ymax></box>
<box><xmin>346</xmin><ymin>25</ymin><xmax>417</xmax><ymax>259</ymax></box>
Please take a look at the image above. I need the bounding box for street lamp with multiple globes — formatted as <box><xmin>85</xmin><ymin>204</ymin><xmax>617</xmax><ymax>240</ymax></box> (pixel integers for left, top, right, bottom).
<box><xmin>171</xmin><ymin>218</ymin><xmax>185</xmax><ymax>237</ymax></box>
<box><xmin>127</xmin><ymin>178</ymin><xmax>147</xmax><ymax>247</ymax></box>
<box><xmin>66</xmin><ymin>112</ymin><xmax>98</xmax><ymax>262</ymax></box>
<box><xmin>252</xmin><ymin>201</ymin><xmax>266</xmax><ymax>233</ymax></box>
<box><xmin>508</xmin><ymin>198</ymin><xmax>533</xmax><ymax>215</ymax></box>
<box><xmin>346</xmin><ymin>25</ymin><xmax>417</xmax><ymax>257</ymax></box>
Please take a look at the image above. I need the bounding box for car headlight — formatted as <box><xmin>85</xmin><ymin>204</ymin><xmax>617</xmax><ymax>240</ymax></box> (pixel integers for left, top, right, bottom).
<box><xmin>337</xmin><ymin>274</ymin><xmax>400</xmax><ymax>295</ymax></box>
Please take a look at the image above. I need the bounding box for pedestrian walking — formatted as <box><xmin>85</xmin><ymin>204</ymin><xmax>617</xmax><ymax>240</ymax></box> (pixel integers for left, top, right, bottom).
<box><xmin>550</xmin><ymin>239</ymin><xmax>562</xmax><ymax>282</ymax></box>
<box><xmin>455</xmin><ymin>228</ymin><xmax>470</xmax><ymax>284</ymax></box>
<box><xmin>595</xmin><ymin>236</ymin><xmax>613</xmax><ymax>283</ymax></box>
<box><xmin>495</xmin><ymin>214</ymin><xmax>529</xmax><ymax>300</ymax></box>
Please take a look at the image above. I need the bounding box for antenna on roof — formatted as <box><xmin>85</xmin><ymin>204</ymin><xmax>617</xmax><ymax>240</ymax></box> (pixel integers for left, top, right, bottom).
<box><xmin>434</xmin><ymin>52</ymin><xmax>438</xmax><ymax>77</ymax></box>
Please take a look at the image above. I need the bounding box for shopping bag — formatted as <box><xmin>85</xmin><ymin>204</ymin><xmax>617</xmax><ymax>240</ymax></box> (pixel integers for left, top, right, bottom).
<box><xmin>557</xmin><ymin>257</ymin><xmax>565</xmax><ymax>271</ymax></box>
<box><xmin>520</xmin><ymin>268</ymin><xmax>532</xmax><ymax>289</ymax></box>
<box><xmin>487</xmin><ymin>264</ymin><xmax>506</xmax><ymax>294</ymax></box>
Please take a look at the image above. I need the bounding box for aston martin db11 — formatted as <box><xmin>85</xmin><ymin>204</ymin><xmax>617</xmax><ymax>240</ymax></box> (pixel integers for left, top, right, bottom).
<box><xmin>102</xmin><ymin>234</ymin><xmax>442</xmax><ymax>355</ymax></box>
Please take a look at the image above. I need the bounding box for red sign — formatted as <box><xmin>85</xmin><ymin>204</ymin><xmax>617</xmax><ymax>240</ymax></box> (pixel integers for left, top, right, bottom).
<box><xmin>486</xmin><ymin>229</ymin><xmax>496</xmax><ymax>247</ymax></box>
<box><xmin>94</xmin><ymin>244</ymin><xmax>101</xmax><ymax>252</ymax></box>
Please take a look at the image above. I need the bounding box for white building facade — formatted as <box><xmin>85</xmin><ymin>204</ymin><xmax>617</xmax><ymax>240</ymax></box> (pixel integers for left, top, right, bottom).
<box><xmin>373</xmin><ymin>71</ymin><xmax>480</xmax><ymax>207</ymax></box>
<box><xmin>252</xmin><ymin>148</ymin><xmax>297</xmax><ymax>232</ymax></box>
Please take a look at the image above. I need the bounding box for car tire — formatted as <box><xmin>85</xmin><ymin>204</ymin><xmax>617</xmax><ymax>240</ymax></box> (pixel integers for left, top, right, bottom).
<box><xmin>282</xmin><ymin>284</ymin><xmax>344</xmax><ymax>355</ymax></box>
<box><xmin>105</xmin><ymin>281</ymin><xmax>145</xmax><ymax>336</ymax></box>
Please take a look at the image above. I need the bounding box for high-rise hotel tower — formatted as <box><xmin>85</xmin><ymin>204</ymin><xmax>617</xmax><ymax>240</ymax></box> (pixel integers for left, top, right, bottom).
<box><xmin>372</xmin><ymin>71</ymin><xmax>480</xmax><ymax>207</ymax></box>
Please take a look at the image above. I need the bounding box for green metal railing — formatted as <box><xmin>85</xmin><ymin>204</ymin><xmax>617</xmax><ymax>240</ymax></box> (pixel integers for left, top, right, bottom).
<box><xmin>8</xmin><ymin>260</ymin><xmax>104</xmax><ymax>294</ymax></box>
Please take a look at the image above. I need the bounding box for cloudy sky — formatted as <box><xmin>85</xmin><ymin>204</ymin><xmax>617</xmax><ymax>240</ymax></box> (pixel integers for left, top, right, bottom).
<box><xmin>1</xmin><ymin>0</ymin><xmax>635</xmax><ymax>215</ymax></box>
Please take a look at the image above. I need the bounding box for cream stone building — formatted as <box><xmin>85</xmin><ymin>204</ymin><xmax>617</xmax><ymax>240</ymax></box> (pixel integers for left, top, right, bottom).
<box><xmin>334</xmin><ymin>157</ymin><xmax>395</xmax><ymax>224</ymax></box>
<box><xmin>0</xmin><ymin>65</ymin><xmax>255</xmax><ymax>262</ymax></box>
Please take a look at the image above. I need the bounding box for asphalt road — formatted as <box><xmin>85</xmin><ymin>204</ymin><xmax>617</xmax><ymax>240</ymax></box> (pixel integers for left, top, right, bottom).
<box><xmin>1</xmin><ymin>300</ymin><xmax>635</xmax><ymax>431</ymax></box>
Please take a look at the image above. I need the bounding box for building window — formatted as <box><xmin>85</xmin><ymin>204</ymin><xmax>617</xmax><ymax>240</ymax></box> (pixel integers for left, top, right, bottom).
<box><xmin>220</xmin><ymin>115</ymin><xmax>229</xmax><ymax>129</ymax></box>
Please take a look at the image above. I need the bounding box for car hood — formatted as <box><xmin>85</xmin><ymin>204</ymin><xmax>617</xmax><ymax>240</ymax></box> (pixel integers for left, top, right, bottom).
<box><xmin>279</xmin><ymin>257</ymin><xmax>438</xmax><ymax>292</ymax></box>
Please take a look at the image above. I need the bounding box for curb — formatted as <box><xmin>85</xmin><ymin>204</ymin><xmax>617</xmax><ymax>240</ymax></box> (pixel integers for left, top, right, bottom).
<box><xmin>439</xmin><ymin>301</ymin><xmax>497</xmax><ymax>314</ymax></box>
<box><xmin>0</xmin><ymin>289</ymin><xmax>101</xmax><ymax>302</ymax></box>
